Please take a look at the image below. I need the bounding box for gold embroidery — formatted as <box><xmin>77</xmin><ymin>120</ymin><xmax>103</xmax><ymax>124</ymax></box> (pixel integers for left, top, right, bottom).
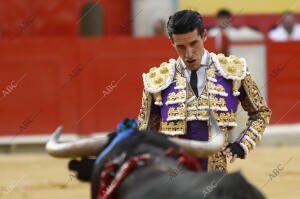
<box><xmin>187</xmin><ymin>90</ymin><xmax>194</xmax><ymax>99</ymax></box>
<box><xmin>143</xmin><ymin>62</ymin><xmax>175</xmax><ymax>93</ymax></box>
<box><xmin>187</xmin><ymin>87</ymin><xmax>228</xmax><ymax>111</ymax></box>
<box><xmin>206</xmin><ymin>66</ymin><xmax>217</xmax><ymax>80</ymax></box>
<box><xmin>252</xmin><ymin>119</ymin><xmax>265</xmax><ymax>134</ymax></box>
<box><xmin>213</xmin><ymin>111</ymin><xmax>237</xmax><ymax>126</ymax></box>
<box><xmin>185</xmin><ymin>89</ymin><xmax>233</xmax><ymax>124</ymax></box>
<box><xmin>207</xmin><ymin>82</ymin><xmax>227</xmax><ymax>96</ymax></box>
<box><xmin>201</xmin><ymin>88</ymin><xmax>208</xmax><ymax>97</ymax></box>
<box><xmin>247</xmin><ymin>130</ymin><xmax>260</xmax><ymax>143</ymax></box>
<box><xmin>198</xmin><ymin>110</ymin><xmax>209</xmax><ymax>118</ymax></box>
<box><xmin>208</xmin><ymin>152</ymin><xmax>227</xmax><ymax>172</ymax></box>
<box><xmin>260</xmin><ymin>111</ymin><xmax>271</xmax><ymax>124</ymax></box>
<box><xmin>153</xmin><ymin>92</ymin><xmax>163</xmax><ymax>105</ymax></box>
<box><xmin>210</xmin><ymin>96</ymin><xmax>227</xmax><ymax>110</ymax></box>
<box><xmin>166</xmin><ymin>90</ymin><xmax>186</xmax><ymax>104</ymax></box>
<box><xmin>211</xmin><ymin>53</ymin><xmax>248</xmax><ymax>96</ymax></box>
<box><xmin>186</xmin><ymin>109</ymin><xmax>209</xmax><ymax>120</ymax></box>
<box><xmin>187</xmin><ymin>96</ymin><xmax>209</xmax><ymax>109</ymax></box>
<box><xmin>187</xmin><ymin>99</ymin><xmax>198</xmax><ymax>108</ymax></box>
<box><xmin>138</xmin><ymin>90</ymin><xmax>160</xmax><ymax>131</ymax></box>
<box><xmin>232</xmin><ymin>80</ymin><xmax>239</xmax><ymax>94</ymax></box>
<box><xmin>241</xmin><ymin>74</ymin><xmax>269</xmax><ymax>111</ymax></box>
<box><xmin>148</xmin><ymin>113</ymin><xmax>161</xmax><ymax>130</ymax></box>
<box><xmin>161</xmin><ymin>121</ymin><xmax>185</xmax><ymax>134</ymax></box>
<box><xmin>167</xmin><ymin>104</ymin><xmax>185</xmax><ymax>119</ymax></box>
<box><xmin>187</xmin><ymin>110</ymin><xmax>197</xmax><ymax>118</ymax></box>
<box><xmin>242</xmin><ymin>138</ymin><xmax>254</xmax><ymax>151</ymax></box>
<box><xmin>186</xmin><ymin>110</ymin><xmax>209</xmax><ymax>121</ymax></box>
<box><xmin>175</xmin><ymin>74</ymin><xmax>187</xmax><ymax>89</ymax></box>
<box><xmin>208</xmin><ymin>127</ymin><xmax>229</xmax><ymax>172</ymax></box>
<box><xmin>237</xmin><ymin>72</ymin><xmax>272</xmax><ymax>156</ymax></box>
<box><xmin>217</xmin><ymin>54</ymin><xmax>246</xmax><ymax>79</ymax></box>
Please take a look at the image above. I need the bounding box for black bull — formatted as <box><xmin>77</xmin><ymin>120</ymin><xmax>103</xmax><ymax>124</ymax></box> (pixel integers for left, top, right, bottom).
<box><xmin>47</xmin><ymin>129</ymin><xmax>265</xmax><ymax>199</ymax></box>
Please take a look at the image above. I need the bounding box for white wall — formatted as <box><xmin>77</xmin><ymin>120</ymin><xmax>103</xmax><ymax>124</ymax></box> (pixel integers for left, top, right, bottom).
<box><xmin>132</xmin><ymin>0</ymin><xmax>178</xmax><ymax>36</ymax></box>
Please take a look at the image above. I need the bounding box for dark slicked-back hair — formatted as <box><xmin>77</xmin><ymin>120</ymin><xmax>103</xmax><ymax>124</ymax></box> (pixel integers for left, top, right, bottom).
<box><xmin>167</xmin><ymin>10</ymin><xmax>205</xmax><ymax>41</ymax></box>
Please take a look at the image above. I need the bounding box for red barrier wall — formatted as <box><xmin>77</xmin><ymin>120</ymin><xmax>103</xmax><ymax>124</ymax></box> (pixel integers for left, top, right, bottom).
<box><xmin>0</xmin><ymin>36</ymin><xmax>216</xmax><ymax>135</ymax></box>
<box><xmin>1</xmin><ymin>36</ymin><xmax>299</xmax><ymax>136</ymax></box>
<box><xmin>266</xmin><ymin>40</ymin><xmax>300</xmax><ymax>124</ymax></box>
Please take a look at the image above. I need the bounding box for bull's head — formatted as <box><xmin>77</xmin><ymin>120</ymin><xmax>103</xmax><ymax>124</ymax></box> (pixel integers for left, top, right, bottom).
<box><xmin>46</xmin><ymin>111</ymin><xmax>224</xmax><ymax>158</ymax></box>
<box><xmin>45</xmin><ymin>116</ymin><xmax>266</xmax><ymax>199</ymax></box>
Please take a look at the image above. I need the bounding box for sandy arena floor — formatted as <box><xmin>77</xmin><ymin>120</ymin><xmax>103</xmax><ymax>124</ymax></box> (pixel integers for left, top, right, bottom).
<box><xmin>1</xmin><ymin>146</ymin><xmax>300</xmax><ymax>199</ymax></box>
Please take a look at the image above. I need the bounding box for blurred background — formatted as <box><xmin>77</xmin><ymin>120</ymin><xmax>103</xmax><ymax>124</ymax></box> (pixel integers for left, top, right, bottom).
<box><xmin>0</xmin><ymin>0</ymin><xmax>300</xmax><ymax>198</ymax></box>
<box><xmin>0</xmin><ymin>0</ymin><xmax>299</xmax><ymax>135</ymax></box>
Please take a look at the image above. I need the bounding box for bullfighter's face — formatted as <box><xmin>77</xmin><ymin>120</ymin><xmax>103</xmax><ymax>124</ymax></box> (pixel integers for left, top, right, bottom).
<box><xmin>172</xmin><ymin>28</ymin><xmax>207</xmax><ymax>71</ymax></box>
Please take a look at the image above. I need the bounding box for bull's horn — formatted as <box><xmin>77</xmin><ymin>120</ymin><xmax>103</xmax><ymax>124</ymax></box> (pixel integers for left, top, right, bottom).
<box><xmin>46</xmin><ymin>126</ymin><xmax>109</xmax><ymax>158</ymax></box>
<box><xmin>170</xmin><ymin>111</ymin><xmax>224</xmax><ymax>158</ymax></box>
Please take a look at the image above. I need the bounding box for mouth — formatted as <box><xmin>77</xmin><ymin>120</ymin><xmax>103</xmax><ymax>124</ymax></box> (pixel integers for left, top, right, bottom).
<box><xmin>186</xmin><ymin>59</ymin><xmax>196</xmax><ymax>64</ymax></box>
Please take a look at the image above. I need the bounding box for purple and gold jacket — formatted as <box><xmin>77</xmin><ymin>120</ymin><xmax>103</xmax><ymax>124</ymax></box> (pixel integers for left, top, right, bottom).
<box><xmin>138</xmin><ymin>53</ymin><xmax>271</xmax><ymax>172</ymax></box>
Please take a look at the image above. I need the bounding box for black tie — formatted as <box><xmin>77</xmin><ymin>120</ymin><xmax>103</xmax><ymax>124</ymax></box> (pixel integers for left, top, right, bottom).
<box><xmin>190</xmin><ymin>70</ymin><xmax>198</xmax><ymax>97</ymax></box>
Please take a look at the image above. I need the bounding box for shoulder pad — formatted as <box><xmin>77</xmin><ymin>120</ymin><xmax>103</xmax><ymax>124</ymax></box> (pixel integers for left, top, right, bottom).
<box><xmin>142</xmin><ymin>59</ymin><xmax>176</xmax><ymax>93</ymax></box>
<box><xmin>211</xmin><ymin>53</ymin><xmax>247</xmax><ymax>80</ymax></box>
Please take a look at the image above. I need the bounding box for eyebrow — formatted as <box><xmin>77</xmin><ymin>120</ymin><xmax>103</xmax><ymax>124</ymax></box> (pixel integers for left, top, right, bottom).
<box><xmin>175</xmin><ymin>39</ymin><xmax>198</xmax><ymax>48</ymax></box>
<box><xmin>175</xmin><ymin>44</ymin><xmax>185</xmax><ymax>48</ymax></box>
<box><xmin>190</xmin><ymin>40</ymin><xmax>198</xmax><ymax>45</ymax></box>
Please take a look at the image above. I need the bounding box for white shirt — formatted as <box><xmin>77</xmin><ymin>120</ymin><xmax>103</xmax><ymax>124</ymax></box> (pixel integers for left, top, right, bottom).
<box><xmin>180</xmin><ymin>50</ymin><xmax>210</xmax><ymax>96</ymax></box>
<box><xmin>208</xmin><ymin>27</ymin><xmax>238</xmax><ymax>50</ymax></box>
<box><xmin>268</xmin><ymin>24</ymin><xmax>300</xmax><ymax>41</ymax></box>
<box><xmin>208</xmin><ymin>26</ymin><xmax>238</xmax><ymax>37</ymax></box>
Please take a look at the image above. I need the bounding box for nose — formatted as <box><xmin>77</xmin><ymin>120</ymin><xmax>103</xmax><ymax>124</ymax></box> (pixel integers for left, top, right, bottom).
<box><xmin>185</xmin><ymin>47</ymin><xmax>193</xmax><ymax>59</ymax></box>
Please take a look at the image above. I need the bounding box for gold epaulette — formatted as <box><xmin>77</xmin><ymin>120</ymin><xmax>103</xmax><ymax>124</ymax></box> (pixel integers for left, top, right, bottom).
<box><xmin>142</xmin><ymin>59</ymin><xmax>176</xmax><ymax>94</ymax></box>
<box><xmin>211</xmin><ymin>53</ymin><xmax>247</xmax><ymax>80</ymax></box>
<box><xmin>211</xmin><ymin>53</ymin><xmax>248</xmax><ymax>96</ymax></box>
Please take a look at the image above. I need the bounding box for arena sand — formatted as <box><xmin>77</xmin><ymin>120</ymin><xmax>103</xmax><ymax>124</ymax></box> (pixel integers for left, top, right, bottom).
<box><xmin>0</xmin><ymin>146</ymin><xmax>300</xmax><ymax>199</ymax></box>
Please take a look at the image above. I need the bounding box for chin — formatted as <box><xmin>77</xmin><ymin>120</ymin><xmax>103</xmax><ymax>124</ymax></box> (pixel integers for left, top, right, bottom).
<box><xmin>188</xmin><ymin>63</ymin><xmax>200</xmax><ymax>70</ymax></box>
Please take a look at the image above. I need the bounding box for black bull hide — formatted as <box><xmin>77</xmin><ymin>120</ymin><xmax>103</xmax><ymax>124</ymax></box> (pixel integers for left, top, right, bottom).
<box><xmin>68</xmin><ymin>130</ymin><xmax>265</xmax><ymax>199</ymax></box>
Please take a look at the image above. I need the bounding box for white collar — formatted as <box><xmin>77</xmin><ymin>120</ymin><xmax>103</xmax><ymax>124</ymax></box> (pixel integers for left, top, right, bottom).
<box><xmin>180</xmin><ymin>49</ymin><xmax>209</xmax><ymax>70</ymax></box>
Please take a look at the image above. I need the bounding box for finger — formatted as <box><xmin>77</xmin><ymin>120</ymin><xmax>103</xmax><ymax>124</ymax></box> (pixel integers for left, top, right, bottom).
<box><xmin>222</xmin><ymin>147</ymin><xmax>231</xmax><ymax>155</ymax></box>
<box><xmin>226</xmin><ymin>152</ymin><xmax>232</xmax><ymax>158</ymax></box>
<box><xmin>230</xmin><ymin>154</ymin><xmax>237</xmax><ymax>163</ymax></box>
<box><xmin>225</xmin><ymin>147</ymin><xmax>231</xmax><ymax>153</ymax></box>
<box><xmin>221</xmin><ymin>143</ymin><xmax>229</xmax><ymax>151</ymax></box>
<box><xmin>222</xmin><ymin>150</ymin><xmax>226</xmax><ymax>155</ymax></box>
<box><xmin>222</xmin><ymin>148</ymin><xmax>230</xmax><ymax>155</ymax></box>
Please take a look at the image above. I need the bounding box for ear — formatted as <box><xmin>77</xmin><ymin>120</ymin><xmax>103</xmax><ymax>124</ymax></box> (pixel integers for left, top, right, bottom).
<box><xmin>202</xmin><ymin>29</ymin><xmax>208</xmax><ymax>41</ymax></box>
